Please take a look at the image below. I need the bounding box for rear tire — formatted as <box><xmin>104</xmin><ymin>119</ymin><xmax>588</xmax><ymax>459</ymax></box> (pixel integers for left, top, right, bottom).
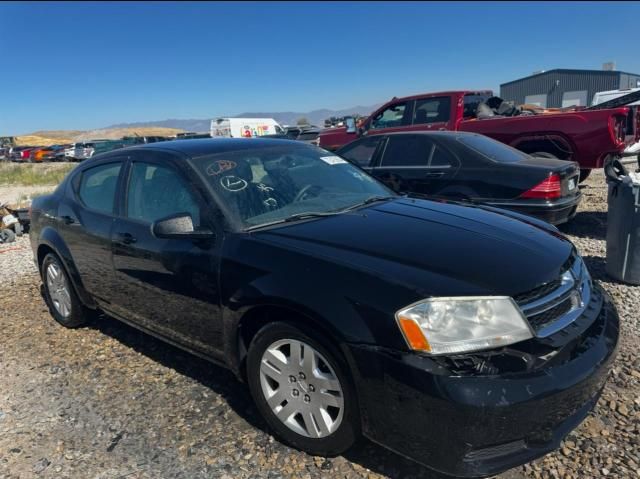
<box><xmin>246</xmin><ymin>321</ymin><xmax>359</xmax><ymax>456</ymax></box>
<box><xmin>41</xmin><ymin>253</ymin><xmax>88</xmax><ymax>328</ymax></box>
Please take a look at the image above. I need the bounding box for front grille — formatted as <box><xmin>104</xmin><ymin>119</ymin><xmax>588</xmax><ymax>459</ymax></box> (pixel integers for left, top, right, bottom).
<box><xmin>513</xmin><ymin>252</ymin><xmax>576</xmax><ymax>306</ymax></box>
<box><xmin>513</xmin><ymin>278</ymin><xmax>561</xmax><ymax>305</ymax></box>
<box><xmin>527</xmin><ymin>298</ymin><xmax>573</xmax><ymax>331</ymax></box>
<box><xmin>516</xmin><ymin>253</ymin><xmax>589</xmax><ymax>337</ymax></box>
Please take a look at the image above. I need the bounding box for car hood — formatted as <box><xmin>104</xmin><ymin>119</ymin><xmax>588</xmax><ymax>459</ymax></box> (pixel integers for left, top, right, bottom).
<box><xmin>255</xmin><ymin>198</ymin><xmax>574</xmax><ymax>298</ymax></box>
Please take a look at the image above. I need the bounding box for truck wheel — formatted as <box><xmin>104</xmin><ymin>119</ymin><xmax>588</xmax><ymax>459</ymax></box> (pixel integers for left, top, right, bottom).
<box><xmin>0</xmin><ymin>228</ymin><xmax>16</xmax><ymax>243</ymax></box>
<box><xmin>579</xmin><ymin>169</ymin><xmax>591</xmax><ymax>182</ymax></box>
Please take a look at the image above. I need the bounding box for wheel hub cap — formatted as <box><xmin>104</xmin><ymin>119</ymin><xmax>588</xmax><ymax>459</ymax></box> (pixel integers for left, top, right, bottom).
<box><xmin>259</xmin><ymin>338</ymin><xmax>344</xmax><ymax>438</ymax></box>
<box><xmin>46</xmin><ymin>263</ymin><xmax>71</xmax><ymax>318</ymax></box>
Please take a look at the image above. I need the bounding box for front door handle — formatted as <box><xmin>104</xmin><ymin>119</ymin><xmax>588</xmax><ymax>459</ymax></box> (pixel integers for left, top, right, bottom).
<box><xmin>424</xmin><ymin>171</ymin><xmax>445</xmax><ymax>178</ymax></box>
<box><xmin>116</xmin><ymin>232</ymin><xmax>137</xmax><ymax>244</ymax></box>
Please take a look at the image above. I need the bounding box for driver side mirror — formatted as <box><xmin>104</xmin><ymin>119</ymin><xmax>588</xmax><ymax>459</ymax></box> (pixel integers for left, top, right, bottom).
<box><xmin>345</xmin><ymin>117</ymin><xmax>356</xmax><ymax>134</ymax></box>
<box><xmin>152</xmin><ymin>213</ymin><xmax>215</xmax><ymax>240</ymax></box>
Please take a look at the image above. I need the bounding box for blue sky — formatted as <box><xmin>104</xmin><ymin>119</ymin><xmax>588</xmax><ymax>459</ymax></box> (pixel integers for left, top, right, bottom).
<box><xmin>1</xmin><ymin>1</ymin><xmax>639</xmax><ymax>134</ymax></box>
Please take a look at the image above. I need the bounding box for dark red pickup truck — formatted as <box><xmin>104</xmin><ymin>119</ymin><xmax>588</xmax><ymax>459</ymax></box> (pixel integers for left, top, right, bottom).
<box><xmin>319</xmin><ymin>90</ymin><xmax>639</xmax><ymax>181</ymax></box>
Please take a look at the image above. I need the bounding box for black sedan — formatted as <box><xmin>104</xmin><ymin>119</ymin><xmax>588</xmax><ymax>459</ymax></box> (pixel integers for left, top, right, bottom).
<box><xmin>337</xmin><ymin>131</ymin><xmax>582</xmax><ymax>225</ymax></box>
<box><xmin>30</xmin><ymin>138</ymin><xmax>618</xmax><ymax>478</ymax></box>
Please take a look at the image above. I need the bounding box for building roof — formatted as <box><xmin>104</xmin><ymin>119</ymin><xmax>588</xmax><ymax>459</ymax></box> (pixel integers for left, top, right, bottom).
<box><xmin>501</xmin><ymin>68</ymin><xmax>640</xmax><ymax>87</ymax></box>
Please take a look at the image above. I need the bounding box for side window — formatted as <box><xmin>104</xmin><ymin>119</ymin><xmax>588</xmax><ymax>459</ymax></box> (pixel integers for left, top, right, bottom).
<box><xmin>413</xmin><ymin>97</ymin><xmax>451</xmax><ymax>124</ymax></box>
<box><xmin>371</xmin><ymin>102</ymin><xmax>408</xmax><ymax>130</ymax></box>
<box><xmin>338</xmin><ymin>136</ymin><xmax>384</xmax><ymax>167</ymax></box>
<box><xmin>126</xmin><ymin>162</ymin><xmax>201</xmax><ymax>227</ymax></box>
<box><xmin>78</xmin><ymin>162</ymin><xmax>122</xmax><ymax>213</ymax></box>
<box><xmin>380</xmin><ymin>135</ymin><xmax>434</xmax><ymax>167</ymax></box>
<box><xmin>430</xmin><ymin>145</ymin><xmax>455</xmax><ymax>167</ymax></box>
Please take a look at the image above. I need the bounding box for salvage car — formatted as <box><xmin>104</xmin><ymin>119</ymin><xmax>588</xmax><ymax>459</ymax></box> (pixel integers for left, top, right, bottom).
<box><xmin>337</xmin><ymin>131</ymin><xmax>582</xmax><ymax>225</ymax></box>
<box><xmin>30</xmin><ymin>138</ymin><xmax>619</xmax><ymax>478</ymax></box>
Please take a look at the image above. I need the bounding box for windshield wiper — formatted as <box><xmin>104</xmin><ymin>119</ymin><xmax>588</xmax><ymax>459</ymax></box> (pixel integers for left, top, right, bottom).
<box><xmin>244</xmin><ymin>196</ymin><xmax>399</xmax><ymax>232</ymax></box>
<box><xmin>244</xmin><ymin>211</ymin><xmax>341</xmax><ymax>231</ymax></box>
<box><xmin>342</xmin><ymin>195</ymin><xmax>398</xmax><ymax>211</ymax></box>
<box><xmin>283</xmin><ymin>211</ymin><xmax>340</xmax><ymax>222</ymax></box>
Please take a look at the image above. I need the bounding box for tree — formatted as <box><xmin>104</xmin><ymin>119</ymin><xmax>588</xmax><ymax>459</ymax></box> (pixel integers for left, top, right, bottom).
<box><xmin>296</xmin><ymin>117</ymin><xmax>309</xmax><ymax>126</ymax></box>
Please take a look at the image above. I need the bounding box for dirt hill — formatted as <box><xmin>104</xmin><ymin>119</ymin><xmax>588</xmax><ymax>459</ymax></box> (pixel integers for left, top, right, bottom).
<box><xmin>14</xmin><ymin>127</ymin><xmax>185</xmax><ymax>146</ymax></box>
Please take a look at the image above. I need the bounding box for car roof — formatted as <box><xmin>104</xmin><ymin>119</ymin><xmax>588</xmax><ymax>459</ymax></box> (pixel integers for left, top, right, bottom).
<box><xmin>96</xmin><ymin>138</ymin><xmax>311</xmax><ymax>159</ymax></box>
<box><xmin>385</xmin><ymin>90</ymin><xmax>493</xmax><ymax>104</ymax></box>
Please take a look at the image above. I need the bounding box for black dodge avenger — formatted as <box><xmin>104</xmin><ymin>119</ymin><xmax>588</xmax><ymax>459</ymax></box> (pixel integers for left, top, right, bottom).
<box><xmin>30</xmin><ymin>138</ymin><xmax>619</xmax><ymax>477</ymax></box>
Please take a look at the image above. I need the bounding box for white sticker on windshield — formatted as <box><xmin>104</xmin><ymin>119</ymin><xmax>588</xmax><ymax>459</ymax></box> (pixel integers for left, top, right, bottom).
<box><xmin>320</xmin><ymin>156</ymin><xmax>347</xmax><ymax>165</ymax></box>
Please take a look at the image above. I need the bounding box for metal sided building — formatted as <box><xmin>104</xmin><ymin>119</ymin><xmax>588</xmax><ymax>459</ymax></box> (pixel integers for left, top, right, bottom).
<box><xmin>500</xmin><ymin>69</ymin><xmax>640</xmax><ymax>108</ymax></box>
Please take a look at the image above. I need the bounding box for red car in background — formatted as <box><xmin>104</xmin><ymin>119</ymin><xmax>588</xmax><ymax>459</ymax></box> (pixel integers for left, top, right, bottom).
<box><xmin>9</xmin><ymin>146</ymin><xmax>40</xmax><ymax>162</ymax></box>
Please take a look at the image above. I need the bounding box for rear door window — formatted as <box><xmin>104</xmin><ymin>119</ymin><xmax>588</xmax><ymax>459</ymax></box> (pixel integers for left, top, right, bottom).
<box><xmin>77</xmin><ymin>162</ymin><xmax>122</xmax><ymax>214</ymax></box>
<box><xmin>430</xmin><ymin>145</ymin><xmax>456</xmax><ymax>167</ymax></box>
<box><xmin>413</xmin><ymin>97</ymin><xmax>451</xmax><ymax>124</ymax></box>
<box><xmin>463</xmin><ymin>93</ymin><xmax>491</xmax><ymax>118</ymax></box>
<box><xmin>380</xmin><ymin>135</ymin><xmax>434</xmax><ymax>167</ymax></box>
<box><xmin>338</xmin><ymin>136</ymin><xmax>385</xmax><ymax>167</ymax></box>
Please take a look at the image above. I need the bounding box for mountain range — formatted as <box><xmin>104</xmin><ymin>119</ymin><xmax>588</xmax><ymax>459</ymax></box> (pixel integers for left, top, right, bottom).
<box><xmin>106</xmin><ymin>104</ymin><xmax>381</xmax><ymax>132</ymax></box>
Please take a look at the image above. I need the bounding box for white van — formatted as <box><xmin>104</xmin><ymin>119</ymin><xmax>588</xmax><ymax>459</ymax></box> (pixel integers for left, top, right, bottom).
<box><xmin>592</xmin><ymin>89</ymin><xmax>640</xmax><ymax>155</ymax></box>
<box><xmin>210</xmin><ymin>118</ymin><xmax>285</xmax><ymax>138</ymax></box>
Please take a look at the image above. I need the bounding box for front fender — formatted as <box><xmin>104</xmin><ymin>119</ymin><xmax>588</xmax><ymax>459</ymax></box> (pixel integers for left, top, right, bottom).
<box><xmin>38</xmin><ymin>226</ymin><xmax>97</xmax><ymax>308</ymax></box>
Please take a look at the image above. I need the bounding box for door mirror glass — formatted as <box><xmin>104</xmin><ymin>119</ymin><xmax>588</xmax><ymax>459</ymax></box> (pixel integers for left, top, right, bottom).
<box><xmin>345</xmin><ymin>117</ymin><xmax>356</xmax><ymax>134</ymax></box>
<box><xmin>152</xmin><ymin>213</ymin><xmax>214</xmax><ymax>239</ymax></box>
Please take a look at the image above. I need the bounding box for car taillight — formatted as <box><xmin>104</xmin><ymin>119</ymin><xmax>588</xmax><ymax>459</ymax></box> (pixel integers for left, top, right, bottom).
<box><xmin>609</xmin><ymin>115</ymin><xmax>627</xmax><ymax>146</ymax></box>
<box><xmin>520</xmin><ymin>174</ymin><xmax>561</xmax><ymax>200</ymax></box>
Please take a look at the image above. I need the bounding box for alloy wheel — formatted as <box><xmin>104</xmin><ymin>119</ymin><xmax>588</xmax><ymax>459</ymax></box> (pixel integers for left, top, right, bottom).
<box><xmin>46</xmin><ymin>262</ymin><xmax>72</xmax><ymax>318</ymax></box>
<box><xmin>259</xmin><ymin>338</ymin><xmax>344</xmax><ymax>439</ymax></box>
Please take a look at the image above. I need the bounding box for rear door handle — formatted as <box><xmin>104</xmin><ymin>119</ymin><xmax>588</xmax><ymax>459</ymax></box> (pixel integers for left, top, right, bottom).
<box><xmin>424</xmin><ymin>171</ymin><xmax>445</xmax><ymax>178</ymax></box>
<box><xmin>115</xmin><ymin>232</ymin><xmax>137</xmax><ymax>244</ymax></box>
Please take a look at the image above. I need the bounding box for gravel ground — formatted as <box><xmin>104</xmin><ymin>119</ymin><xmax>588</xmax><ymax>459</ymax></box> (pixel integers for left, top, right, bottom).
<box><xmin>0</xmin><ymin>170</ymin><xmax>638</xmax><ymax>479</ymax></box>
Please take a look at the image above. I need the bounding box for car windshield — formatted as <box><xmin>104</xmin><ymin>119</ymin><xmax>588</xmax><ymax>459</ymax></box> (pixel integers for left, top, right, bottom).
<box><xmin>190</xmin><ymin>144</ymin><xmax>395</xmax><ymax>229</ymax></box>
<box><xmin>456</xmin><ymin>134</ymin><xmax>530</xmax><ymax>163</ymax></box>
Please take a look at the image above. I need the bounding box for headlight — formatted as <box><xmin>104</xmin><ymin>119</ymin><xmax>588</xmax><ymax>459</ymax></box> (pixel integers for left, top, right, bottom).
<box><xmin>395</xmin><ymin>297</ymin><xmax>533</xmax><ymax>355</ymax></box>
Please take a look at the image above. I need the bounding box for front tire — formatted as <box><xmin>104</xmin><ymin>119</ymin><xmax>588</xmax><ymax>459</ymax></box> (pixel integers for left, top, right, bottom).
<box><xmin>246</xmin><ymin>322</ymin><xmax>359</xmax><ymax>456</ymax></box>
<box><xmin>41</xmin><ymin>253</ymin><xmax>88</xmax><ymax>328</ymax></box>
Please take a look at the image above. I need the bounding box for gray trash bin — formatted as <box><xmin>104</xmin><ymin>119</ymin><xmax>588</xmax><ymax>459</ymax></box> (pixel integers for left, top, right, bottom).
<box><xmin>605</xmin><ymin>159</ymin><xmax>640</xmax><ymax>285</ymax></box>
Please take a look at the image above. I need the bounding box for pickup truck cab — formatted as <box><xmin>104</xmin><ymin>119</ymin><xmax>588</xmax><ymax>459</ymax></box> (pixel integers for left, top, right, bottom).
<box><xmin>319</xmin><ymin>90</ymin><xmax>638</xmax><ymax>181</ymax></box>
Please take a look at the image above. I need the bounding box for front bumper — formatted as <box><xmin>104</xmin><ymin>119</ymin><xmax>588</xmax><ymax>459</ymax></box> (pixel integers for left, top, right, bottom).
<box><xmin>486</xmin><ymin>193</ymin><xmax>581</xmax><ymax>225</ymax></box>
<box><xmin>345</xmin><ymin>285</ymin><xmax>619</xmax><ymax>478</ymax></box>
